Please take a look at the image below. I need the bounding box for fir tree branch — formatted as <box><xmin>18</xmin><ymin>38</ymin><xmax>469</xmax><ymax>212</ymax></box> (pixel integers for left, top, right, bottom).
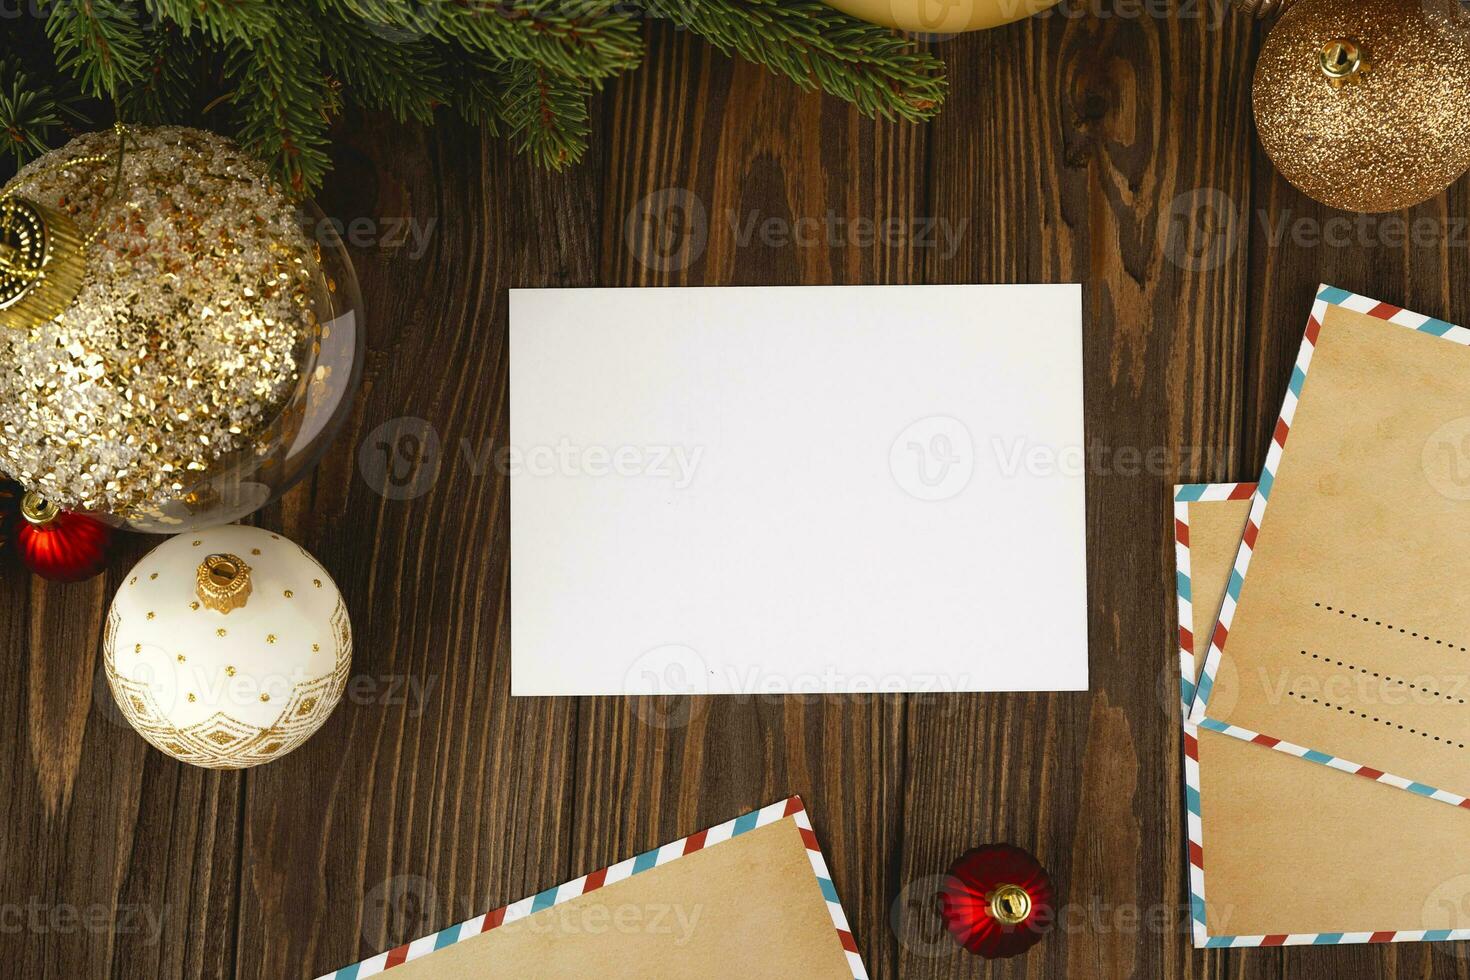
<box><xmin>0</xmin><ymin>56</ymin><xmax>89</xmax><ymax>167</ymax></box>
<box><xmin>42</xmin><ymin>0</ymin><xmax>150</xmax><ymax>99</ymax></box>
<box><xmin>15</xmin><ymin>0</ymin><xmax>950</xmax><ymax>192</ymax></box>
<box><xmin>444</xmin><ymin>50</ymin><xmax>503</xmax><ymax>133</ymax></box>
<box><xmin>117</xmin><ymin>23</ymin><xmax>205</xmax><ymax>124</ymax></box>
<box><xmin>143</xmin><ymin>0</ymin><xmax>276</xmax><ymax>42</ymax></box>
<box><xmin>494</xmin><ymin>61</ymin><xmax>590</xmax><ymax>169</ymax></box>
<box><xmin>224</xmin><ymin>5</ymin><xmax>331</xmax><ymax>195</ymax></box>
<box><xmin>643</xmin><ymin>0</ymin><xmax>946</xmax><ymax>123</ymax></box>
<box><xmin>313</xmin><ymin>8</ymin><xmax>448</xmax><ymax>125</ymax></box>
<box><xmin>327</xmin><ymin>0</ymin><xmax>643</xmax><ymax>81</ymax></box>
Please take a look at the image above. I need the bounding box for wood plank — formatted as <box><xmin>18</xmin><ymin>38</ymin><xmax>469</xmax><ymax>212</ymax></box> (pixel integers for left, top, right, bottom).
<box><xmin>0</xmin><ymin>534</ymin><xmax>243</xmax><ymax>980</ymax></box>
<box><xmin>906</xmin><ymin>7</ymin><xmax>1257</xmax><ymax>979</ymax></box>
<box><xmin>231</xmin><ymin>116</ymin><xmax>596</xmax><ymax>978</ymax></box>
<box><xmin>583</xmin><ymin>21</ymin><xmax>925</xmax><ymax>979</ymax></box>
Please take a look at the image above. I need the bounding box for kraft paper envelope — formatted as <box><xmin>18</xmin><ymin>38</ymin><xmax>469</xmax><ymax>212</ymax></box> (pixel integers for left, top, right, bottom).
<box><xmin>1190</xmin><ymin>285</ymin><xmax>1470</xmax><ymax>804</ymax></box>
<box><xmin>320</xmin><ymin>798</ymin><xmax>865</xmax><ymax>979</ymax></box>
<box><xmin>509</xmin><ymin>285</ymin><xmax>1086</xmax><ymax>696</ymax></box>
<box><xmin>1175</xmin><ymin>483</ymin><xmax>1470</xmax><ymax>944</ymax></box>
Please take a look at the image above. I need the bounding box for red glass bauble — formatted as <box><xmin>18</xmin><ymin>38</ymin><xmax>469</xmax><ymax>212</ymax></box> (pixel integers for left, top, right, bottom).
<box><xmin>16</xmin><ymin>492</ymin><xmax>112</xmax><ymax>582</ymax></box>
<box><xmin>940</xmin><ymin>843</ymin><xmax>1054</xmax><ymax>959</ymax></box>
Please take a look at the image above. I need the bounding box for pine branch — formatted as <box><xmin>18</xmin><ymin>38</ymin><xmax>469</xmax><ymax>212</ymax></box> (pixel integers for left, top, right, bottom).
<box><xmin>494</xmin><ymin>62</ymin><xmax>590</xmax><ymax>169</ymax></box>
<box><xmin>117</xmin><ymin>23</ymin><xmax>205</xmax><ymax>124</ymax></box>
<box><xmin>644</xmin><ymin>0</ymin><xmax>946</xmax><ymax>123</ymax></box>
<box><xmin>327</xmin><ymin>0</ymin><xmax>643</xmax><ymax>81</ymax></box>
<box><xmin>16</xmin><ymin>0</ymin><xmax>950</xmax><ymax>193</ymax></box>
<box><xmin>0</xmin><ymin>56</ymin><xmax>89</xmax><ymax>167</ymax></box>
<box><xmin>224</xmin><ymin>5</ymin><xmax>331</xmax><ymax>196</ymax></box>
<box><xmin>314</xmin><ymin>9</ymin><xmax>448</xmax><ymax>125</ymax></box>
<box><xmin>143</xmin><ymin>0</ymin><xmax>276</xmax><ymax>42</ymax></box>
<box><xmin>42</xmin><ymin>0</ymin><xmax>150</xmax><ymax>99</ymax></box>
<box><xmin>443</xmin><ymin>50</ymin><xmax>503</xmax><ymax>133</ymax></box>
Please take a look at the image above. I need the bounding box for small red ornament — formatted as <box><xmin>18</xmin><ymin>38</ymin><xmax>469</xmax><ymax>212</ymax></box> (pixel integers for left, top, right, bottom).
<box><xmin>940</xmin><ymin>843</ymin><xmax>1054</xmax><ymax>959</ymax></box>
<box><xmin>16</xmin><ymin>491</ymin><xmax>112</xmax><ymax>582</ymax></box>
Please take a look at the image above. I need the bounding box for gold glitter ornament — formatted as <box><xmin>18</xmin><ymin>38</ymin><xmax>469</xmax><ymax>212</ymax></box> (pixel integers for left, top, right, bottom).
<box><xmin>1252</xmin><ymin>0</ymin><xmax>1470</xmax><ymax>213</ymax></box>
<box><xmin>0</xmin><ymin>126</ymin><xmax>364</xmax><ymax>531</ymax></box>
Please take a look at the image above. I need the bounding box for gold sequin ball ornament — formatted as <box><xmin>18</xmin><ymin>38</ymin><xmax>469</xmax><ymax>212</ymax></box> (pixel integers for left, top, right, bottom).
<box><xmin>104</xmin><ymin>524</ymin><xmax>352</xmax><ymax>769</ymax></box>
<box><xmin>0</xmin><ymin>126</ymin><xmax>364</xmax><ymax>532</ymax></box>
<box><xmin>1252</xmin><ymin>0</ymin><xmax>1470</xmax><ymax>212</ymax></box>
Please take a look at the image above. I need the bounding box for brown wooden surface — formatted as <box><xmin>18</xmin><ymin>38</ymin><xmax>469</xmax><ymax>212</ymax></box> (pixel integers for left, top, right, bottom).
<box><xmin>5</xmin><ymin>7</ymin><xmax>1470</xmax><ymax>979</ymax></box>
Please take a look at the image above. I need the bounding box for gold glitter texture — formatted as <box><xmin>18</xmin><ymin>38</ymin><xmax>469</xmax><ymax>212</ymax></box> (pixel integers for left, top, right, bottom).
<box><xmin>0</xmin><ymin>127</ymin><xmax>314</xmax><ymax>515</ymax></box>
<box><xmin>1253</xmin><ymin>0</ymin><xmax>1470</xmax><ymax>212</ymax></box>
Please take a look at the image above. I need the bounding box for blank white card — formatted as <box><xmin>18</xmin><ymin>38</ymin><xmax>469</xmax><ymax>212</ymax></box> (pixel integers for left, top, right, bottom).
<box><xmin>510</xmin><ymin>285</ymin><xmax>1087</xmax><ymax>696</ymax></box>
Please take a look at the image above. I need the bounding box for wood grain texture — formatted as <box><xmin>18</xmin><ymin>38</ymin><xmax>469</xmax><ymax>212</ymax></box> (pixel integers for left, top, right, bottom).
<box><xmin>4</xmin><ymin>7</ymin><xmax>1470</xmax><ymax>979</ymax></box>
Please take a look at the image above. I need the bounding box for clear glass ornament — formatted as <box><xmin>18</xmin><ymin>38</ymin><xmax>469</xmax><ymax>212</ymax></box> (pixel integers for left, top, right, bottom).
<box><xmin>122</xmin><ymin>203</ymin><xmax>365</xmax><ymax>533</ymax></box>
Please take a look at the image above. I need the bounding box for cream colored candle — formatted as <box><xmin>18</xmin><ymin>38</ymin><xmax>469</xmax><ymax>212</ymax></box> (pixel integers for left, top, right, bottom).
<box><xmin>822</xmin><ymin>0</ymin><xmax>1061</xmax><ymax>33</ymax></box>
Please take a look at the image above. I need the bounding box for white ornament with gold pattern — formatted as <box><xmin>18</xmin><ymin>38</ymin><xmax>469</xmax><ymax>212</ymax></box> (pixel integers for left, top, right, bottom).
<box><xmin>104</xmin><ymin>524</ymin><xmax>352</xmax><ymax>769</ymax></box>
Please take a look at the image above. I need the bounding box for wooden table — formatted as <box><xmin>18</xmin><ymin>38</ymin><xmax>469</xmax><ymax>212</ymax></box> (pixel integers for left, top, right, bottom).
<box><xmin>4</xmin><ymin>11</ymin><xmax>1467</xmax><ymax>979</ymax></box>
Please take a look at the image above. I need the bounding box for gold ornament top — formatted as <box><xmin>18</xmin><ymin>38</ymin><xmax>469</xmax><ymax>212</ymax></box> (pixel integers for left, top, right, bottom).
<box><xmin>19</xmin><ymin>490</ymin><xmax>59</xmax><ymax>526</ymax></box>
<box><xmin>0</xmin><ymin>198</ymin><xmax>86</xmax><ymax>330</ymax></box>
<box><xmin>988</xmin><ymin>884</ymin><xmax>1032</xmax><ymax>926</ymax></box>
<box><xmin>0</xmin><ymin>124</ymin><xmax>125</xmax><ymax>332</ymax></box>
<box><xmin>0</xmin><ymin>126</ymin><xmax>317</xmax><ymax>516</ymax></box>
<box><xmin>196</xmin><ymin>553</ymin><xmax>253</xmax><ymax>613</ymax></box>
<box><xmin>1319</xmin><ymin>38</ymin><xmax>1370</xmax><ymax>87</ymax></box>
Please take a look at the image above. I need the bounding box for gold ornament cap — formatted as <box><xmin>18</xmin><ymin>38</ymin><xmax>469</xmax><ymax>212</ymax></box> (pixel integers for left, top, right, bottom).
<box><xmin>0</xmin><ymin>197</ymin><xmax>86</xmax><ymax>332</ymax></box>
<box><xmin>1320</xmin><ymin>37</ymin><xmax>1370</xmax><ymax>87</ymax></box>
<box><xmin>988</xmin><ymin>883</ymin><xmax>1032</xmax><ymax>925</ymax></box>
<box><xmin>20</xmin><ymin>490</ymin><xmax>60</xmax><ymax>527</ymax></box>
<box><xmin>196</xmin><ymin>553</ymin><xmax>253</xmax><ymax>613</ymax></box>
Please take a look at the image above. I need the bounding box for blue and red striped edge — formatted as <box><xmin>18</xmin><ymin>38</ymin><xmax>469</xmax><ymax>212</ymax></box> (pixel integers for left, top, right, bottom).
<box><xmin>1188</xmin><ymin>284</ymin><xmax>1470</xmax><ymax>733</ymax></box>
<box><xmin>319</xmin><ymin>796</ymin><xmax>867</xmax><ymax>979</ymax></box>
<box><xmin>1175</xmin><ymin>480</ymin><xmax>1470</xmax><ymax>947</ymax></box>
<box><xmin>1182</xmin><ymin>284</ymin><xmax>1470</xmax><ymax>818</ymax></box>
<box><xmin>1176</xmin><ymin>283</ymin><xmax>1470</xmax><ymax>946</ymax></box>
<box><xmin>1174</xmin><ymin>312</ymin><xmax>1470</xmax><ymax>950</ymax></box>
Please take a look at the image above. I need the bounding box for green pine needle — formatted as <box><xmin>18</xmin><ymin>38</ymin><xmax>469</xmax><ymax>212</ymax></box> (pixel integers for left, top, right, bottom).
<box><xmin>43</xmin><ymin>0</ymin><xmax>150</xmax><ymax>99</ymax></box>
<box><xmin>11</xmin><ymin>0</ymin><xmax>948</xmax><ymax>195</ymax></box>
<box><xmin>644</xmin><ymin>0</ymin><xmax>946</xmax><ymax>122</ymax></box>
<box><xmin>327</xmin><ymin>0</ymin><xmax>644</xmax><ymax>80</ymax></box>
<box><xmin>315</xmin><ymin>9</ymin><xmax>448</xmax><ymax>126</ymax></box>
<box><xmin>495</xmin><ymin>62</ymin><xmax>591</xmax><ymax>170</ymax></box>
<box><xmin>143</xmin><ymin>0</ymin><xmax>277</xmax><ymax>42</ymax></box>
<box><xmin>444</xmin><ymin>50</ymin><xmax>503</xmax><ymax>133</ymax></box>
<box><xmin>224</xmin><ymin>5</ymin><xmax>331</xmax><ymax>195</ymax></box>
<box><xmin>117</xmin><ymin>23</ymin><xmax>205</xmax><ymax>124</ymax></box>
<box><xmin>0</xmin><ymin>56</ymin><xmax>89</xmax><ymax>167</ymax></box>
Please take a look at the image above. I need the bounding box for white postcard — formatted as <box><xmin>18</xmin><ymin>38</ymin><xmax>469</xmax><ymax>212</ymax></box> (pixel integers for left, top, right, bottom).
<box><xmin>509</xmin><ymin>285</ymin><xmax>1086</xmax><ymax>696</ymax></box>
